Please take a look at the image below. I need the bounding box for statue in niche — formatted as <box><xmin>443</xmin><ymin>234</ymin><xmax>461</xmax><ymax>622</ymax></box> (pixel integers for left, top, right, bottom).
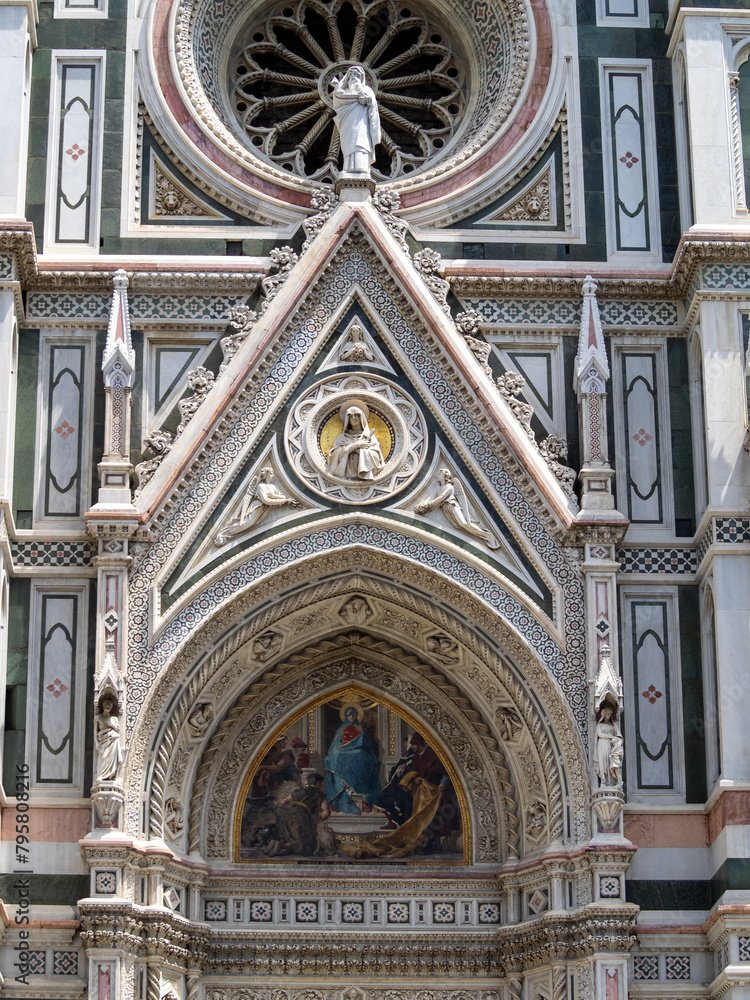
<box><xmin>214</xmin><ymin>467</ymin><xmax>301</xmax><ymax>545</ymax></box>
<box><xmin>331</xmin><ymin>66</ymin><xmax>381</xmax><ymax>175</ymax></box>
<box><xmin>339</xmin><ymin>322</ymin><xmax>374</xmax><ymax>363</ymax></box>
<box><xmin>95</xmin><ymin>694</ymin><xmax>122</xmax><ymax>782</ymax></box>
<box><xmin>187</xmin><ymin>703</ymin><xmax>213</xmax><ymax>740</ymax></box>
<box><xmin>415</xmin><ymin>468</ymin><xmax>500</xmax><ymax>550</ymax></box>
<box><xmin>595</xmin><ymin>702</ymin><xmax>624</xmax><ymax>788</ymax></box>
<box><xmin>327</xmin><ymin>405</ymin><xmax>385</xmax><ymax>480</ymax></box>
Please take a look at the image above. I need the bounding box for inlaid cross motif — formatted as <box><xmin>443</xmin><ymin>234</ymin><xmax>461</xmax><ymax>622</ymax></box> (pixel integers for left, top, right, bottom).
<box><xmin>55</xmin><ymin>421</ymin><xmax>76</xmax><ymax>439</ymax></box>
<box><xmin>47</xmin><ymin>678</ymin><xmax>68</xmax><ymax>698</ymax></box>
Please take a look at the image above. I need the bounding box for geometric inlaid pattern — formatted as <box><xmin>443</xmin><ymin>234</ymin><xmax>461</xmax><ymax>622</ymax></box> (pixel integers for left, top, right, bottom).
<box><xmin>461</xmin><ymin>298</ymin><xmax>679</xmax><ymax>328</ymax></box>
<box><xmin>249</xmin><ymin>901</ymin><xmax>273</xmax><ymax>922</ymax></box>
<box><xmin>94</xmin><ymin>870</ymin><xmax>117</xmax><ymax>894</ymax></box>
<box><xmin>739</xmin><ymin>937</ymin><xmax>750</xmax><ymax>962</ymax></box>
<box><xmin>296</xmin><ymin>901</ymin><xmax>318</xmax><ymax>923</ymax></box>
<box><xmin>478</xmin><ymin>903</ymin><xmax>501</xmax><ymax>923</ymax></box>
<box><xmin>204</xmin><ymin>900</ymin><xmax>227</xmax><ymax>921</ymax></box>
<box><xmin>342</xmin><ymin>902</ymin><xmax>365</xmax><ymax>923</ymax></box>
<box><xmin>618</xmin><ymin>547</ymin><xmax>697</xmax><ymax>574</ymax></box>
<box><xmin>665</xmin><ymin>955</ymin><xmax>690</xmax><ymax>980</ymax></box>
<box><xmin>633</xmin><ymin>955</ymin><xmax>659</xmax><ymax>980</ymax></box>
<box><xmin>387</xmin><ymin>902</ymin><xmax>410</xmax><ymax>923</ymax></box>
<box><xmin>432</xmin><ymin>902</ymin><xmax>456</xmax><ymax>924</ymax></box>
<box><xmin>12</xmin><ymin>540</ymin><xmax>93</xmax><ymax>567</ymax></box>
<box><xmin>27</xmin><ymin>951</ymin><xmax>47</xmax><ymax>975</ymax></box>
<box><xmin>599</xmin><ymin>875</ymin><xmax>621</xmax><ymax>898</ymax></box>
<box><xmin>52</xmin><ymin>951</ymin><xmax>79</xmax><ymax>975</ymax></box>
<box><xmin>25</xmin><ymin>292</ymin><xmax>248</xmax><ymax>323</ymax></box>
<box><xmin>528</xmin><ymin>889</ymin><xmax>548</xmax><ymax>914</ymax></box>
<box><xmin>462</xmin><ymin>298</ymin><xmax>581</xmax><ymax>327</ymax></box>
<box><xmin>714</xmin><ymin>517</ymin><xmax>750</xmax><ymax>543</ymax></box>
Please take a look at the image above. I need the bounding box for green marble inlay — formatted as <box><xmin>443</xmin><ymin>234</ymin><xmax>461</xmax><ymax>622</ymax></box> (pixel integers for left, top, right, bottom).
<box><xmin>13</xmin><ymin>333</ymin><xmax>39</xmax><ymax>527</ymax></box>
<box><xmin>626</xmin><ymin>879</ymin><xmax>711</xmax><ymax>910</ymax></box>
<box><xmin>0</xmin><ymin>874</ymin><xmax>89</xmax><ymax>906</ymax></box>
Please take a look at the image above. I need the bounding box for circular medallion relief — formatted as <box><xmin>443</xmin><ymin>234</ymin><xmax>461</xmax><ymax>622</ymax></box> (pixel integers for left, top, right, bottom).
<box><xmin>285</xmin><ymin>374</ymin><xmax>426</xmax><ymax>502</ymax></box>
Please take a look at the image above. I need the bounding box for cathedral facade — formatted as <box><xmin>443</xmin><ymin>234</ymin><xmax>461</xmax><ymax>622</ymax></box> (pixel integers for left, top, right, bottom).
<box><xmin>1</xmin><ymin>0</ymin><xmax>750</xmax><ymax>997</ymax></box>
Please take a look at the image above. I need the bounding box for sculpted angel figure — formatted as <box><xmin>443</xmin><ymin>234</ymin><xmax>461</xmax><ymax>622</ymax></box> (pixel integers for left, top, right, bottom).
<box><xmin>215</xmin><ymin>467</ymin><xmax>300</xmax><ymax>545</ymax></box>
<box><xmin>331</xmin><ymin>66</ymin><xmax>381</xmax><ymax>174</ymax></box>
<box><xmin>339</xmin><ymin>323</ymin><xmax>374</xmax><ymax>363</ymax></box>
<box><xmin>415</xmin><ymin>468</ymin><xmax>500</xmax><ymax>550</ymax></box>
<box><xmin>95</xmin><ymin>695</ymin><xmax>122</xmax><ymax>782</ymax></box>
<box><xmin>327</xmin><ymin>405</ymin><xmax>385</xmax><ymax>480</ymax></box>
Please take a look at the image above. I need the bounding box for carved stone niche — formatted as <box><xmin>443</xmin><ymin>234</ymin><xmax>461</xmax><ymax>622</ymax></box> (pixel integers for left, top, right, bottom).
<box><xmin>285</xmin><ymin>373</ymin><xmax>427</xmax><ymax>503</ymax></box>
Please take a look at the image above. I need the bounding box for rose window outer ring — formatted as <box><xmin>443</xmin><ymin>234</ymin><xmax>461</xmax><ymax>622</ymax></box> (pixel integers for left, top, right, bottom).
<box><xmin>285</xmin><ymin>374</ymin><xmax>427</xmax><ymax>503</ymax></box>
<box><xmin>174</xmin><ymin>0</ymin><xmax>531</xmax><ymax>193</ymax></box>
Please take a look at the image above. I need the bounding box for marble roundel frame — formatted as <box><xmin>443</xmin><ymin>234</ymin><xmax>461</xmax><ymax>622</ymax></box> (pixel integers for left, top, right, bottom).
<box><xmin>285</xmin><ymin>373</ymin><xmax>427</xmax><ymax>503</ymax></box>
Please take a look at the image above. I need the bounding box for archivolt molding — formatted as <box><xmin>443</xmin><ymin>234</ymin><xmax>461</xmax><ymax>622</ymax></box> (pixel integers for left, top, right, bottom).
<box><xmin>125</xmin><ymin>222</ymin><xmax>586</xmax><ymax>743</ymax></box>
<box><xmin>127</xmin><ymin>568</ymin><xmax>589</xmax><ymax>852</ymax></box>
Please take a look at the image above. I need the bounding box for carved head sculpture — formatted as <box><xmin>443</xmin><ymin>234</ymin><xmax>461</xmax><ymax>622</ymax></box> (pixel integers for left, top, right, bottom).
<box><xmin>98</xmin><ymin>692</ymin><xmax>119</xmax><ymax>716</ymax></box>
<box><xmin>342</xmin><ymin>406</ymin><xmax>368</xmax><ymax>434</ymax></box>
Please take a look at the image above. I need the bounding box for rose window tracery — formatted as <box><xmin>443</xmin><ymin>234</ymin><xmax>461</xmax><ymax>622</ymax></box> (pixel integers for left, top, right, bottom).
<box><xmin>229</xmin><ymin>0</ymin><xmax>466</xmax><ymax>181</ymax></box>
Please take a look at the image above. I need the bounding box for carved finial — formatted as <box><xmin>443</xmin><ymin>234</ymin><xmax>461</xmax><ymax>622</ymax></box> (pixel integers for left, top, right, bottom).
<box><xmin>112</xmin><ymin>268</ymin><xmax>129</xmax><ymax>291</ymax></box>
<box><xmin>575</xmin><ymin>275</ymin><xmax>609</xmax><ymax>395</ymax></box>
<box><xmin>413</xmin><ymin>248</ymin><xmax>450</xmax><ymax>315</ymax></box>
<box><xmin>373</xmin><ymin>188</ymin><xmax>410</xmax><ymax>255</ymax></box>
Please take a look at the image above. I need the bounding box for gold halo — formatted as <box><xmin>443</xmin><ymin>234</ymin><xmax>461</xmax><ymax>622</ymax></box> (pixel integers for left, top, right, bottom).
<box><xmin>339</xmin><ymin>703</ymin><xmax>363</xmax><ymax>722</ymax></box>
<box><xmin>338</xmin><ymin>399</ymin><xmax>370</xmax><ymax>424</ymax></box>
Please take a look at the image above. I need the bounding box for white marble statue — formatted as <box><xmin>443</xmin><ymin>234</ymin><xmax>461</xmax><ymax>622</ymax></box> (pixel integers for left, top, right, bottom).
<box><xmin>214</xmin><ymin>467</ymin><xmax>300</xmax><ymax>545</ymax></box>
<box><xmin>595</xmin><ymin>703</ymin><xmax>624</xmax><ymax>788</ymax></box>
<box><xmin>95</xmin><ymin>695</ymin><xmax>122</xmax><ymax>782</ymax></box>
<box><xmin>331</xmin><ymin>66</ymin><xmax>381</xmax><ymax>174</ymax></box>
<box><xmin>339</xmin><ymin>322</ymin><xmax>374</xmax><ymax>362</ymax></box>
<box><xmin>327</xmin><ymin>405</ymin><xmax>385</xmax><ymax>480</ymax></box>
<box><xmin>415</xmin><ymin>468</ymin><xmax>500</xmax><ymax>550</ymax></box>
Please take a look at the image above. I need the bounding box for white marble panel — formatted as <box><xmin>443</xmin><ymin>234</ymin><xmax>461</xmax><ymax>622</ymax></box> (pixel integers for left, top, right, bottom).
<box><xmin>626</xmin><ymin>846</ymin><xmax>711</xmax><ymax>881</ymax></box>
<box><xmin>0</xmin><ymin>6</ymin><xmax>31</xmax><ymax>217</ymax></box>
<box><xmin>0</xmin><ymin>840</ymin><xmax>87</xmax><ymax>875</ymax></box>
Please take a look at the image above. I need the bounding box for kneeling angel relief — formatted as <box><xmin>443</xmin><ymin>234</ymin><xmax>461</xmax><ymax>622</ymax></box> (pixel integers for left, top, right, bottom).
<box><xmin>237</xmin><ymin>692</ymin><xmax>466</xmax><ymax>863</ymax></box>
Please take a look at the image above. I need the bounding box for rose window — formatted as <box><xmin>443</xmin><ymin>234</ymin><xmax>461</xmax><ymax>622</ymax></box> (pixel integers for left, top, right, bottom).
<box><xmin>229</xmin><ymin>0</ymin><xmax>466</xmax><ymax>181</ymax></box>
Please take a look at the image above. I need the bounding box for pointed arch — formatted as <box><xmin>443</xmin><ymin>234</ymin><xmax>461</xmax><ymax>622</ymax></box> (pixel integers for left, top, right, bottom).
<box><xmin>126</xmin><ymin>558</ymin><xmax>590</xmax><ymax>859</ymax></box>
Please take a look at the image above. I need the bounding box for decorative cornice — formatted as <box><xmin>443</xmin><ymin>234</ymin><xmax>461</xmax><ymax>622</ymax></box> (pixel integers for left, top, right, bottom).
<box><xmin>448</xmin><ymin>234</ymin><xmax>750</xmax><ymax>302</ymax></box>
<box><xmin>6</xmin><ymin>217</ymin><xmax>750</xmax><ymax>303</ymax></box>
<box><xmin>78</xmin><ymin>900</ymin><xmax>637</xmax><ymax>975</ymax></box>
<box><xmin>30</xmin><ymin>270</ymin><xmax>266</xmax><ymax>294</ymax></box>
